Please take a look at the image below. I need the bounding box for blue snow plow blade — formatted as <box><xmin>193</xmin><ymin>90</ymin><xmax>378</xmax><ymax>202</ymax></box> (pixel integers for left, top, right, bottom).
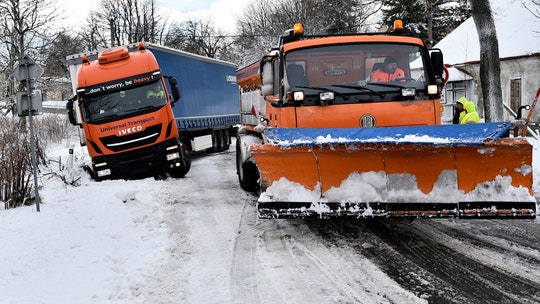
<box><xmin>263</xmin><ymin>122</ymin><xmax>512</xmax><ymax>146</ymax></box>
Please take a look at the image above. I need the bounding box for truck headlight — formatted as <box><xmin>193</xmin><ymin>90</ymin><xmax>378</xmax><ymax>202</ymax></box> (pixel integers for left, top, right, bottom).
<box><xmin>96</xmin><ymin>168</ymin><xmax>111</xmax><ymax>177</ymax></box>
<box><xmin>427</xmin><ymin>85</ymin><xmax>438</xmax><ymax>95</ymax></box>
<box><xmin>401</xmin><ymin>88</ymin><xmax>416</xmax><ymax>97</ymax></box>
<box><xmin>319</xmin><ymin>91</ymin><xmax>335</xmax><ymax>101</ymax></box>
<box><xmin>166</xmin><ymin>152</ymin><xmax>180</xmax><ymax>161</ymax></box>
<box><xmin>293</xmin><ymin>91</ymin><xmax>305</xmax><ymax>101</ymax></box>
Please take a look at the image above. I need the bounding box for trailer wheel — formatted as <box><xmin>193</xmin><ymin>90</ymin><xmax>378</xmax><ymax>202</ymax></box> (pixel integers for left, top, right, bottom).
<box><xmin>210</xmin><ymin>129</ymin><xmax>224</xmax><ymax>152</ymax></box>
<box><xmin>222</xmin><ymin>129</ymin><xmax>230</xmax><ymax>151</ymax></box>
<box><xmin>236</xmin><ymin>139</ymin><xmax>259</xmax><ymax>191</ymax></box>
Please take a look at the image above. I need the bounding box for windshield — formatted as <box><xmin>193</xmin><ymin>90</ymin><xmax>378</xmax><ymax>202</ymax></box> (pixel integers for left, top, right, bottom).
<box><xmin>80</xmin><ymin>81</ymin><xmax>167</xmax><ymax>123</ymax></box>
<box><xmin>285</xmin><ymin>43</ymin><xmax>427</xmax><ymax>91</ymax></box>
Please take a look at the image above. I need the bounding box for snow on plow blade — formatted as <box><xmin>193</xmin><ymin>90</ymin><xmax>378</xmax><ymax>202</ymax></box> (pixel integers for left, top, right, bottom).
<box><xmin>251</xmin><ymin>122</ymin><xmax>536</xmax><ymax>219</ymax></box>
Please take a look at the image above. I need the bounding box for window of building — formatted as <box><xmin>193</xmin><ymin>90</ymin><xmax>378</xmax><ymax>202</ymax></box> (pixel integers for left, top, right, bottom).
<box><xmin>510</xmin><ymin>78</ymin><xmax>522</xmax><ymax>113</ymax></box>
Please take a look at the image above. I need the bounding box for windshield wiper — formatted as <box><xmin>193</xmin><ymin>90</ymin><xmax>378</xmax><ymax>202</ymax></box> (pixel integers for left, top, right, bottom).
<box><xmin>92</xmin><ymin>113</ymin><xmax>120</xmax><ymax>122</ymax></box>
<box><xmin>366</xmin><ymin>82</ymin><xmax>406</xmax><ymax>90</ymax></box>
<box><xmin>331</xmin><ymin>84</ymin><xmax>384</xmax><ymax>98</ymax></box>
<box><xmin>136</xmin><ymin>105</ymin><xmax>156</xmax><ymax>111</ymax></box>
<box><xmin>295</xmin><ymin>85</ymin><xmax>349</xmax><ymax>100</ymax></box>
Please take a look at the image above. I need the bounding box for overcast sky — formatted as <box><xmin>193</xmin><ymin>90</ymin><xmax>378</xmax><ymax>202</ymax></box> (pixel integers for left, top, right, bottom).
<box><xmin>59</xmin><ymin>0</ymin><xmax>252</xmax><ymax>34</ymax></box>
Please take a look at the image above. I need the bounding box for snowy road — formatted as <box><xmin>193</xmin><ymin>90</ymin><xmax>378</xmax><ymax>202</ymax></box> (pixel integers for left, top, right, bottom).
<box><xmin>4</xmin><ymin>142</ymin><xmax>540</xmax><ymax>304</ymax></box>
<box><xmin>128</xmin><ymin>147</ymin><xmax>540</xmax><ymax>303</ymax></box>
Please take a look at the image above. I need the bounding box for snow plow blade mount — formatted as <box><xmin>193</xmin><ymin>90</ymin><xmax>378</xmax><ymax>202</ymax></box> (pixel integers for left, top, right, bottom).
<box><xmin>251</xmin><ymin>122</ymin><xmax>536</xmax><ymax>219</ymax></box>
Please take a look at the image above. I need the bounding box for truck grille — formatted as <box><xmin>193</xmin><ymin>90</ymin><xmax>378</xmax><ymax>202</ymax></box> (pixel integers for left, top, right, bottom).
<box><xmin>100</xmin><ymin>124</ymin><xmax>162</xmax><ymax>152</ymax></box>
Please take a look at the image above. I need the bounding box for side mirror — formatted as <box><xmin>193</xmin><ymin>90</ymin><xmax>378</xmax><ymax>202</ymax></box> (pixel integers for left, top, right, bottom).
<box><xmin>66</xmin><ymin>96</ymin><xmax>78</xmax><ymax>125</ymax></box>
<box><xmin>167</xmin><ymin>77</ymin><xmax>181</xmax><ymax>103</ymax></box>
<box><xmin>430</xmin><ymin>49</ymin><xmax>444</xmax><ymax>78</ymax></box>
<box><xmin>260</xmin><ymin>58</ymin><xmax>275</xmax><ymax>96</ymax></box>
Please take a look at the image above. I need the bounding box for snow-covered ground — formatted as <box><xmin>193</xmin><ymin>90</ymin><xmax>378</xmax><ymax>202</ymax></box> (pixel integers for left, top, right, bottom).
<box><xmin>1</xmin><ymin>130</ymin><xmax>539</xmax><ymax>303</ymax></box>
<box><xmin>0</xmin><ymin>136</ymin><xmax>246</xmax><ymax>303</ymax></box>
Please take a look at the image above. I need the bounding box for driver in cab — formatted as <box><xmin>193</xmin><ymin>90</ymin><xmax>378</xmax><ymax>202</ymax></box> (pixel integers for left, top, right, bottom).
<box><xmin>370</xmin><ymin>56</ymin><xmax>405</xmax><ymax>82</ymax></box>
<box><xmin>147</xmin><ymin>83</ymin><xmax>165</xmax><ymax>99</ymax></box>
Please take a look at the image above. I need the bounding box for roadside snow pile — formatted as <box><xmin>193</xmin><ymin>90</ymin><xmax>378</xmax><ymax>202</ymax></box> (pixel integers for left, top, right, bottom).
<box><xmin>0</xmin><ymin>142</ymin><xmax>171</xmax><ymax>303</ymax></box>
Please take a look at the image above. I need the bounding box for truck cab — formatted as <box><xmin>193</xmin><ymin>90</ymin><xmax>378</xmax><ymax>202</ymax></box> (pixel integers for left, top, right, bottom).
<box><xmin>258</xmin><ymin>23</ymin><xmax>445</xmax><ymax>129</ymax></box>
<box><xmin>236</xmin><ymin>22</ymin><xmax>445</xmax><ymax>191</ymax></box>
<box><xmin>67</xmin><ymin>43</ymin><xmax>190</xmax><ymax>180</ymax></box>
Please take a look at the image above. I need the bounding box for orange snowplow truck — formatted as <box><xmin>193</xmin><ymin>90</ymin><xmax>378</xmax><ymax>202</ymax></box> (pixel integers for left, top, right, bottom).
<box><xmin>236</xmin><ymin>22</ymin><xmax>536</xmax><ymax>219</ymax></box>
<box><xmin>66</xmin><ymin>43</ymin><xmax>191</xmax><ymax>180</ymax></box>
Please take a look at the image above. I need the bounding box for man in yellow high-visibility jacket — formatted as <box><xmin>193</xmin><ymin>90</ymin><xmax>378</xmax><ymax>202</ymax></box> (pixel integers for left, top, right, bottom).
<box><xmin>456</xmin><ymin>96</ymin><xmax>480</xmax><ymax>124</ymax></box>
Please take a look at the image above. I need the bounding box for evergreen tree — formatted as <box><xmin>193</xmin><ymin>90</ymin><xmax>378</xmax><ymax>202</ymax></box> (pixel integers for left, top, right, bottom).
<box><xmin>380</xmin><ymin>0</ymin><xmax>471</xmax><ymax>45</ymax></box>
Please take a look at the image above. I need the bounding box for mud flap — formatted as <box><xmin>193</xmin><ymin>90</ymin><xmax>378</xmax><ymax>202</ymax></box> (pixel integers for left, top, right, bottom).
<box><xmin>252</xmin><ymin>122</ymin><xmax>536</xmax><ymax>219</ymax></box>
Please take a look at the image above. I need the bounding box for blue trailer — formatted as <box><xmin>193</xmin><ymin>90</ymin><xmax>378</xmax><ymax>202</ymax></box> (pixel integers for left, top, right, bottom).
<box><xmin>146</xmin><ymin>43</ymin><xmax>240</xmax><ymax>152</ymax></box>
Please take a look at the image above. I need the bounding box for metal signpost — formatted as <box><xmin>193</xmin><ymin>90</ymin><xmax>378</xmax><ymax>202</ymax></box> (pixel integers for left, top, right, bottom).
<box><xmin>12</xmin><ymin>55</ymin><xmax>43</xmax><ymax>212</ymax></box>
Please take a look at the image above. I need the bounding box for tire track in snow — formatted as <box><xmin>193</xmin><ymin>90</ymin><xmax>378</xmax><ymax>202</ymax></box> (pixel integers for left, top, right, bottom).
<box><xmin>411</xmin><ymin>219</ymin><xmax>540</xmax><ymax>301</ymax></box>
<box><xmin>304</xmin><ymin>219</ymin><xmax>436</xmax><ymax>304</ymax></box>
<box><xmin>231</xmin><ymin>208</ymin><xmax>405</xmax><ymax>303</ymax></box>
<box><xmin>281</xmin><ymin>233</ymin><xmax>381</xmax><ymax>303</ymax></box>
<box><xmin>133</xmin><ymin>150</ymin><xmax>248</xmax><ymax>304</ymax></box>
<box><xmin>362</xmin><ymin>219</ymin><xmax>540</xmax><ymax>304</ymax></box>
<box><xmin>230</xmin><ymin>204</ymin><xmax>328</xmax><ymax>304</ymax></box>
<box><xmin>230</xmin><ymin>195</ymin><xmax>262</xmax><ymax>304</ymax></box>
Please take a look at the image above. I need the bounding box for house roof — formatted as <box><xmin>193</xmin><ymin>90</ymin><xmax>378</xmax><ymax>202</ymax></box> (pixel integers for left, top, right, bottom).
<box><xmin>434</xmin><ymin>0</ymin><xmax>540</xmax><ymax>65</ymax></box>
<box><xmin>446</xmin><ymin>67</ymin><xmax>473</xmax><ymax>82</ymax></box>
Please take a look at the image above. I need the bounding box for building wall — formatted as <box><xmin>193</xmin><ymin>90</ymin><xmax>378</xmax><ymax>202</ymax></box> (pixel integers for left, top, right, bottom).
<box><xmin>500</xmin><ymin>56</ymin><xmax>540</xmax><ymax>114</ymax></box>
<box><xmin>446</xmin><ymin>54</ymin><xmax>540</xmax><ymax>122</ymax></box>
<box><xmin>40</xmin><ymin>78</ymin><xmax>72</xmax><ymax>102</ymax></box>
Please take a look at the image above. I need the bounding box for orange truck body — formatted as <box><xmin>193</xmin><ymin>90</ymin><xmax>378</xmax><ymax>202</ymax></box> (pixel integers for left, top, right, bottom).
<box><xmin>237</xmin><ymin>35</ymin><xmax>441</xmax><ymax>129</ymax></box>
<box><xmin>235</xmin><ymin>24</ymin><xmax>536</xmax><ymax>219</ymax></box>
<box><xmin>67</xmin><ymin>43</ymin><xmax>190</xmax><ymax>179</ymax></box>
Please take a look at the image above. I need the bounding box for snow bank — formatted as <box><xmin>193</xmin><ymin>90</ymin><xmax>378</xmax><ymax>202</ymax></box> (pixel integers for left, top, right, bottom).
<box><xmin>0</xmin><ymin>142</ymin><xmax>170</xmax><ymax>303</ymax></box>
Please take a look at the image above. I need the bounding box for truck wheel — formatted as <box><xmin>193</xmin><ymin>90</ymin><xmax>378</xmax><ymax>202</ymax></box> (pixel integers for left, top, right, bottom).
<box><xmin>84</xmin><ymin>164</ymin><xmax>98</xmax><ymax>180</ymax></box>
<box><xmin>222</xmin><ymin>129</ymin><xmax>230</xmax><ymax>150</ymax></box>
<box><xmin>236</xmin><ymin>139</ymin><xmax>259</xmax><ymax>191</ymax></box>
<box><xmin>169</xmin><ymin>144</ymin><xmax>191</xmax><ymax>178</ymax></box>
<box><xmin>210</xmin><ymin>129</ymin><xmax>224</xmax><ymax>152</ymax></box>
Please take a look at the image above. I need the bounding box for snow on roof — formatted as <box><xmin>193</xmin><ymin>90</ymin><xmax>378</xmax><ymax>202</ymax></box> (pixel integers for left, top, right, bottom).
<box><xmin>434</xmin><ymin>0</ymin><xmax>540</xmax><ymax>65</ymax></box>
<box><xmin>446</xmin><ymin>66</ymin><xmax>473</xmax><ymax>82</ymax></box>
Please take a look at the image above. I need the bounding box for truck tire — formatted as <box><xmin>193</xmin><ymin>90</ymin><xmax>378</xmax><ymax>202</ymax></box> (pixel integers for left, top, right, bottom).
<box><xmin>84</xmin><ymin>164</ymin><xmax>98</xmax><ymax>180</ymax></box>
<box><xmin>169</xmin><ymin>144</ymin><xmax>192</xmax><ymax>178</ymax></box>
<box><xmin>223</xmin><ymin>129</ymin><xmax>230</xmax><ymax>150</ymax></box>
<box><xmin>236</xmin><ymin>139</ymin><xmax>259</xmax><ymax>191</ymax></box>
<box><xmin>210</xmin><ymin>129</ymin><xmax>224</xmax><ymax>152</ymax></box>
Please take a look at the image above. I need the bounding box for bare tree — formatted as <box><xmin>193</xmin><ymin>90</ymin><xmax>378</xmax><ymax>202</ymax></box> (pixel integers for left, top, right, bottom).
<box><xmin>85</xmin><ymin>0</ymin><xmax>169</xmax><ymax>47</ymax></box>
<box><xmin>78</xmin><ymin>17</ymin><xmax>110</xmax><ymax>51</ymax></box>
<box><xmin>523</xmin><ymin>0</ymin><xmax>540</xmax><ymax>18</ymax></box>
<box><xmin>0</xmin><ymin>0</ymin><xmax>61</xmax><ymax>115</ymax></box>
<box><xmin>234</xmin><ymin>0</ymin><xmax>281</xmax><ymax>65</ymax></box>
<box><xmin>234</xmin><ymin>0</ymin><xmax>381</xmax><ymax>66</ymax></box>
<box><xmin>469</xmin><ymin>0</ymin><xmax>503</xmax><ymax>122</ymax></box>
<box><xmin>165</xmin><ymin>18</ymin><xmax>233</xmax><ymax>59</ymax></box>
<box><xmin>522</xmin><ymin>0</ymin><xmax>540</xmax><ymax>35</ymax></box>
